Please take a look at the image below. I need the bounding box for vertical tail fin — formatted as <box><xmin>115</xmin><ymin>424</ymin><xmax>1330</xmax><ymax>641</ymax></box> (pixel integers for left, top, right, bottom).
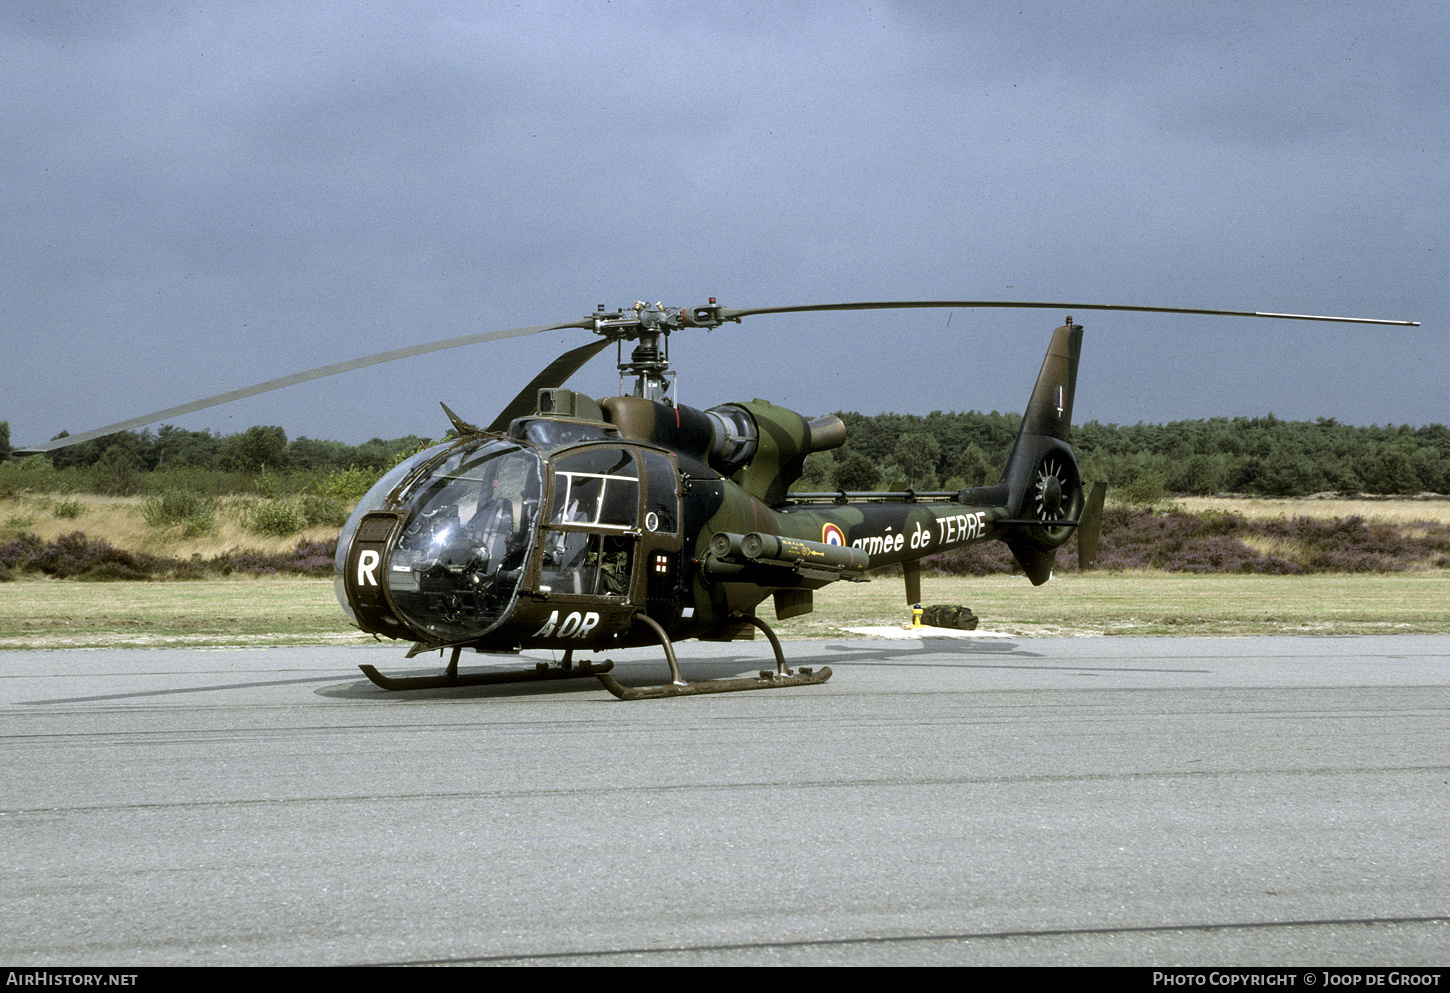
<box><xmin>1000</xmin><ymin>320</ymin><xmax>1085</xmax><ymax>584</ymax></box>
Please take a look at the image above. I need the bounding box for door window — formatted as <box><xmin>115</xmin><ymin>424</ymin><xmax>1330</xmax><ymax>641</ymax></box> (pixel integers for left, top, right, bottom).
<box><xmin>539</xmin><ymin>448</ymin><xmax>639</xmax><ymax>597</ymax></box>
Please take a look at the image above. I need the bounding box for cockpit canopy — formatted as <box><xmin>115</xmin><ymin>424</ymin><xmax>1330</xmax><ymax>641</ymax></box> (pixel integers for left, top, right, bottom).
<box><xmin>335</xmin><ymin>433</ymin><xmax>681</xmax><ymax>646</ymax></box>
<box><xmin>336</xmin><ymin>439</ymin><xmax>543</xmax><ymax>641</ymax></box>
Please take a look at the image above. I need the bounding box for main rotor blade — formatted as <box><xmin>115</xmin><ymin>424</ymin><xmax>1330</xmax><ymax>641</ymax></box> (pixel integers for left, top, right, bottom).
<box><xmin>18</xmin><ymin>319</ymin><xmax>593</xmax><ymax>454</ymax></box>
<box><xmin>485</xmin><ymin>337</ymin><xmax>615</xmax><ymax>433</ymax></box>
<box><xmin>710</xmin><ymin>301</ymin><xmax>1420</xmax><ymax>327</ymax></box>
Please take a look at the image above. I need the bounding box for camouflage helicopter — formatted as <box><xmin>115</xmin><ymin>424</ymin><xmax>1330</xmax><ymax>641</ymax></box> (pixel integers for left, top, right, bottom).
<box><xmin>19</xmin><ymin>299</ymin><xmax>1417</xmax><ymax>699</ymax></box>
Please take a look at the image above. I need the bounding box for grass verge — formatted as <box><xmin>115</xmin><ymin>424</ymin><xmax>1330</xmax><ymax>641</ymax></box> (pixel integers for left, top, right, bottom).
<box><xmin>0</xmin><ymin>577</ymin><xmax>370</xmax><ymax>649</ymax></box>
<box><xmin>3</xmin><ymin>571</ymin><xmax>1448</xmax><ymax>650</ymax></box>
<box><xmin>774</xmin><ymin>571</ymin><xmax>1450</xmax><ymax>639</ymax></box>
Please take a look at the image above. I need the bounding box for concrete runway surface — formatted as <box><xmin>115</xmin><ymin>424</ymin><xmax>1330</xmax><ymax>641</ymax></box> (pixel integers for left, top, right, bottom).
<box><xmin>2</xmin><ymin>634</ymin><xmax>1448</xmax><ymax>967</ymax></box>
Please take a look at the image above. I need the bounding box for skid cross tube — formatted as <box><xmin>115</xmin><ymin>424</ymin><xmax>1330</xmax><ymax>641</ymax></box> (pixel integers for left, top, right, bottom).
<box><xmin>597</xmin><ymin>613</ymin><xmax>832</xmax><ymax>701</ymax></box>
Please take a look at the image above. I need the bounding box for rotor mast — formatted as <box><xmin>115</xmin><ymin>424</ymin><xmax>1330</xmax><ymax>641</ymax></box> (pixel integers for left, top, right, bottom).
<box><xmin>595</xmin><ymin>301</ymin><xmax>685</xmax><ymax>404</ymax></box>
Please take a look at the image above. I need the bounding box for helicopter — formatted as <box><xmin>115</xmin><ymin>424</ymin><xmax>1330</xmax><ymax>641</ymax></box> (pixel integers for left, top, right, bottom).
<box><xmin>18</xmin><ymin>299</ymin><xmax>1419</xmax><ymax>700</ymax></box>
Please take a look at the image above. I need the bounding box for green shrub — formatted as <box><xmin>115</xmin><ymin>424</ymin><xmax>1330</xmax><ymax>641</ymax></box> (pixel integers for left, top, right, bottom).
<box><xmin>181</xmin><ymin>515</ymin><xmax>213</xmax><ymax>538</ymax></box>
<box><xmin>300</xmin><ymin>494</ymin><xmax>349</xmax><ymax>528</ymax></box>
<box><xmin>4</xmin><ymin>514</ymin><xmax>34</xmax><ymax>530</ymax></box>
<box><xmin>143</xmin><ymin>489</ymin><xmax>215</xmax><ymax>534</ymax></box>
<box><xmin>254</xmin><ymin>466</ymin><xmax>284</xmax><ymax>500</ymax></box>
<box><xmin>0</xmin><ymin>456</ymin><xmax>59</xmax><ymax>496</ymax></box>
<box><xmin>140</xmin><ymin>465</ymin><xmax>228</xmax><ymax>497</ymax></box>
<box><xmin>315</xmin><ymin>465</ymin><xmax>375</xmax><ymax>504</ymax></box>
<box><xmin>53</xmin><ymin>499</ymin><xmax>85</xmax><ymax>519</ymax></box>
<box><xmin>245</xmin><ymin>499</ymin><xmax>304</xmax><ymax>537</ymax></box>
<box><xmin>1119</xmin><ymin>472</ymin><xmax>1167</xmax><ymax>507</ymax></box>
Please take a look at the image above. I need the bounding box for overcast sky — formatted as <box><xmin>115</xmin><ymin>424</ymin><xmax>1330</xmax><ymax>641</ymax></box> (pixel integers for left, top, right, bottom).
<box><xmin>4</xmin><ymin>1</ymin><xmax>1443</xmax><ymax>450</ymax></box>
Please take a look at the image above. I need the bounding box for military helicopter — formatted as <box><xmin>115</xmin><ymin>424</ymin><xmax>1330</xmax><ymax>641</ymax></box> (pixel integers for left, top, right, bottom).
<box><xmin>19</xmin><ymin>299</ymin><xmax>1418</xmax><ymax>699</ymax></box>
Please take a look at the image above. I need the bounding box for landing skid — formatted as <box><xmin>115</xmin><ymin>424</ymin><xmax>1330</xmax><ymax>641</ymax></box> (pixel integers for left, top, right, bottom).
<box><xmin>359</xmin><ymin>647</ymin><xmax>611</xmax><ymax>691</ymax></box>
<box><xmin>596</xmin><ymin>613</ymin><xmax>832</xmax><ymax>701</ymax></box>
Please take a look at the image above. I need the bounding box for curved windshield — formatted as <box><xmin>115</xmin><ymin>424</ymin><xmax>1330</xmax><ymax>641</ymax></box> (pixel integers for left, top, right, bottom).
<box><xmin>386</xmin><ymin>443</ymin><xmax>543</xmax><ymax>642</ymax></box>
<box><xmin>335</xmin><ymin>443</ymin><xmax>450</xmax><ymax>625</ymax></box>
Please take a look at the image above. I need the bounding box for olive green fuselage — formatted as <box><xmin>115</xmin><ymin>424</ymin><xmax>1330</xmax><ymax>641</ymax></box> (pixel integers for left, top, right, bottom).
<box><xmin>335</xmin><ymin>322</ymin><xmax>1086</xmax><ymax>655</ymax></box>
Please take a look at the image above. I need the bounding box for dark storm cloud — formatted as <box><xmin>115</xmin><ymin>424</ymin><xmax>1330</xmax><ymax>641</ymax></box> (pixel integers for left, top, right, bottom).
<box><xmin>3</xmin><ymin>1</ymin><xmax>1442</xmax><ymax>450</ymax></box>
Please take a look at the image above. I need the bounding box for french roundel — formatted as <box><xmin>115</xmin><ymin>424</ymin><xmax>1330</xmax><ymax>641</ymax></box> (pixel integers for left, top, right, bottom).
<box><xmin>822</xmin><ymin>523</ymin><xmax>845</xmax><ymax>546</ymax></box>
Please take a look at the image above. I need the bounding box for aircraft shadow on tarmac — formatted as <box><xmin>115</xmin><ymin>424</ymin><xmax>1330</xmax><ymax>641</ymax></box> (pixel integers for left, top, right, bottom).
<box><xmin>16</xmin><ymin>638</ymin><xmax>1208</xmax><ymax>706</ymax></box>
<box><xmin>314</xmin><ymin>637</ymin><xmax>1049</xmax><ymax>702</ymax></box>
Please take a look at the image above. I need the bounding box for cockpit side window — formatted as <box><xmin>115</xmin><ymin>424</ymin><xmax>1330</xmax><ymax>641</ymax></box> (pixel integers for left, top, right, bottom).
<box><xmin>548</xmin><ymin>448</ymin><xmax>639</xmax><ymax>529</ymax></box>
<box><xmin>538</xmin><ymin>448</ymin><xmax>640</xmax><ymax>598</ymax></box>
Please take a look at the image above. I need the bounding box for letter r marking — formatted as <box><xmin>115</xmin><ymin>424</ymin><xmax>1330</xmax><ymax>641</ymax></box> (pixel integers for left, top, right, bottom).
<box><xmin>358</xmin><ymin>550</ymin><xmax>379</xmax><ymax>586</ymax></box>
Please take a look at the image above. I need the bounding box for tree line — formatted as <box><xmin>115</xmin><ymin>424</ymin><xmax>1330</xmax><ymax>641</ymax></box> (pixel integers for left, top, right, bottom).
<box><xmin>0</xmin><ymin>420</ymin><xmax>429</xmax><ymax>498</ymax></box>
<box><xmin>2</xmin><ymin>412</ymin><xmax>1447</xmax><ymax>499</ymax></box>
<box><xmin>797</xmin><ymin>411</ymin><xmax>1450</xmax><ymax>499</ymax></box>
<box><xmin>1</xmin><ymin>422</ymin><xmax>428</xmax><ymax>474</ymax></box>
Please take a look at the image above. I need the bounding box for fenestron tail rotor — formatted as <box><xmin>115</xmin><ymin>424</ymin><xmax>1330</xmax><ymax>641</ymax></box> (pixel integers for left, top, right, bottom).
<box><xmin>1034</xmin><ymin>455</ymin><xmax>1069</xmax><ymax>520</ymax></box>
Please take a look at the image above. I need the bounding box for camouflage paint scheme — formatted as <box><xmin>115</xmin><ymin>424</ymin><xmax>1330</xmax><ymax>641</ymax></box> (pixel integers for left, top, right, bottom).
<box><xmin>15</xmin><ymin>297</ymin><xmax>1406</xmax><ymax>691</ymax></box>
<box><xmin>335</xmin><ymin>322</ymin><xmax>1085</xmax><ymax>656</ymax></box>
